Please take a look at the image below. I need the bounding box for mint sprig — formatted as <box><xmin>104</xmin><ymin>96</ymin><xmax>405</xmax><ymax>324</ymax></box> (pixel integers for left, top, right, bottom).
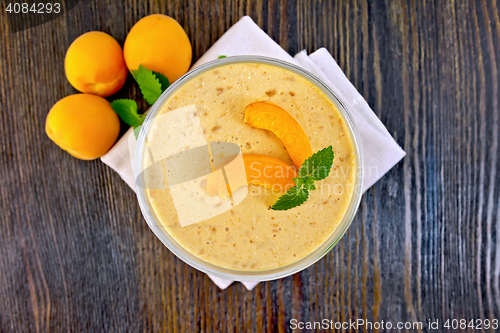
<box><xmin>110</xmin><ymin>99</ymin><xmax>144</xmax><ymax>127</ymax></box>
<box><xmin>153</xmin><ymin>71</ymin><xmax>170</xmax><ymax>91</ymax></box>
<box><xmin>298</xmin><ymin>145</ymin><xmax>334</xmax><ymax>180</ymax></box>
<box><xmin>271</xmin><ymin>146</ymin><xmax>334</xmax><ymax>211</ymax></box>
<box><xmin>131</xmin><ymin>65</ymin><xmax>167</xmax><ymax>105</ymax></box>
<box><xmin>111</xmin><ymin>65</ymin><xmax>171</xmax><ymax>139</ymax></box>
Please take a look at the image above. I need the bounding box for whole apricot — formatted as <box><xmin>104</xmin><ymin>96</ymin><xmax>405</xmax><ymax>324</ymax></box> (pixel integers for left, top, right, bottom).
<box><xmin>46</xmin><ymin>94</ymin><xmax>120</xmax><ymax>160</ymax></box>
<box><xmin>65</xmin><ymin>31</ymin><xmax>128</xmax><ymax>97</ymax></box>
<box><xmin>124</xmin><ymin>14</ymin><xmax>192</xmax><ymax>83</ymax></box>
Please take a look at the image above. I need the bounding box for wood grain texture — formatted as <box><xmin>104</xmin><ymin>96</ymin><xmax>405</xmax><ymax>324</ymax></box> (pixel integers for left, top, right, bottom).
<box><xmin>0</xmin><ymin>0</ymin><xmax>499</xmax><ymax>332</ymax></box>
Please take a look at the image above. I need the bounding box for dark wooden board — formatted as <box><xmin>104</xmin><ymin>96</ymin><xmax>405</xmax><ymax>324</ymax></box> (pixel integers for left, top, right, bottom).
<box><xmin>1</xmin><ymin>0</ymin><xmax>499</xmax><ymax>332</ymax></box>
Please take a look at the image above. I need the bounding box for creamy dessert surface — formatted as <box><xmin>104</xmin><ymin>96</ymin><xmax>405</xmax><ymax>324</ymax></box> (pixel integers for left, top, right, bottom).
<box><xmin>144</xmin><ymin>62</ymin><xmax>356</xmax><ymax>271</ymax></box>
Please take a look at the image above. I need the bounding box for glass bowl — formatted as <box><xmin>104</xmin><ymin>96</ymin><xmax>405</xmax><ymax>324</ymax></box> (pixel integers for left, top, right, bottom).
<box><xmin>133</xmin><ymin>56</ymin><xmax>364</xmax><ymax>281</ymax></box>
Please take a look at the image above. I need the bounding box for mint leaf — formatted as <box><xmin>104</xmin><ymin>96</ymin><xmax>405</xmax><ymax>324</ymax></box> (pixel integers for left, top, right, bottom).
<box><xmin>272</xmin><ymin>145</ymin><xmax>334</xmax><ymax>210</ymax></box>
<box><xmin>153</xmin><ymin>71</ymin><xmax>170</xmax><ymax>92</ymax></box>
<box><xmin>302</xmin><ymin>178</ymin><xmax>316</xmax><ymax>191</ymax></box>
<box><xmin>133</xmin><ymin>125</ymin><xmax>142</xmax><ymax>140</ymax></box>
<box><xmin>110</xmin><ymin>99</ymin><xmax>144</xmax><ymax>127</ymax></box>
<box><xmin>298</xmin><ymin>146</ymin><xmax>334</xmax><ymax>181</ymax></box>
<box><xmin>131</xmin><ymin>65</ymin><xmax>163</xmax><ymax>105</ymax></box>
<box><xmin>218</xmin><ymin>55</ymin><xmax>227</xmax><ymax>59</ymax></box>
<box><xmin>294</xmin><ymin>177</ymin><xmax>315</xmax><ymax>190</ymax></box>
<box><xmin>271</xmin><ymin>186</ymin><xmax>309</xmax><ymax>211</ymax></box>
<box><xmin>293</xmin><ymin>177</ymin><xmax>305</xmax><ymax>187</ymax></box>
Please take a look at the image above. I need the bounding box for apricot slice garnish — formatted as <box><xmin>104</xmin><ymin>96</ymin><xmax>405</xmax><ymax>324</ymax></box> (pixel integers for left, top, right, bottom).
<box><xmin>244</xmin><ymin>101</ymin><xmax>313</xmax><ymax>169</ymax></box>
<box><xmin>206</xmin><ymin>154</ymin><xmax>297</xmax><ymax>197</ymax></box>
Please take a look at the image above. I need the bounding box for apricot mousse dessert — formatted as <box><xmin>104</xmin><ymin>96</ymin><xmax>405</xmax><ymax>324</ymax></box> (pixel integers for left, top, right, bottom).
<box><xmin>140</xmin><ymin>61</ymin><xmax>357</xmax><ymax>272</ymax></box>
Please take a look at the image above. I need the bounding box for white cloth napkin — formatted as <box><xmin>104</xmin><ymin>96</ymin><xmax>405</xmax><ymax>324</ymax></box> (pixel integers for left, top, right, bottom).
<box><xmin>101</xmin><ymin>16</ymin><xmax>405</xmax><ymax>290</ymax></box>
